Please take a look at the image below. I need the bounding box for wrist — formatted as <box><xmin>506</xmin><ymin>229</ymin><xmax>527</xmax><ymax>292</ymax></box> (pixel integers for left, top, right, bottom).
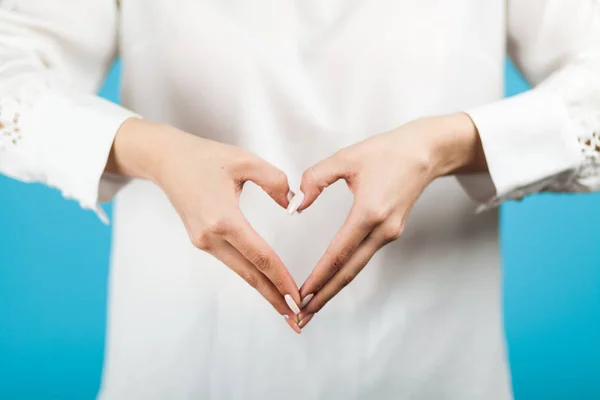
<box><xmin>426</xmin><ymin>113</ymin><xmax>487</xmax><ymax>177</ymax></box>
<box><xmin>107</xmin><ymin>118</ymin><xmax>173</xmax><ymax>182</ymax></box>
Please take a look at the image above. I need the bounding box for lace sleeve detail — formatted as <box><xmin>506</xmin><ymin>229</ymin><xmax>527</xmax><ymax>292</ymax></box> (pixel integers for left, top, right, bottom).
<box><xmin>546</xmin><ymin>65</ymin><xmax>600</xmax><ymax>193</ymax></box>
<box><xmin>578</xmin><ymin>132</ymin><xmax>600</xmax><ymax>181</ymax></box>
<box><xmin>478</xmin><ymin>64</ymin><xmax>600</xmax><ymax>212</ymax></box>
<box><xmin>0</xmin><ymin>99</ymin><xmax>22</xmax><ymax>151</ymax></box>
<box><xmin>0</xmin><ymin>0</ymin><xmax>140</xmax><ymax>222</ymax></box>
<box><xmin>476</xmin><ymin>121</ymin><xmax>600</xmax><ymax>213</ymax></box>
<box><xmin>460</xmin><ymin>0</ymin><xmax>600</xmax><ymax>210</ymax></box>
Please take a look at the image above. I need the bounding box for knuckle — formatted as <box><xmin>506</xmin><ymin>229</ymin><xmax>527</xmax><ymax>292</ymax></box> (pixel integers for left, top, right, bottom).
<box><xmin>301</xmin><ymin>167</ymin><xmax>319</xmax><ymax>188</ymax></box>
<box><xmin>412</xmin><ymin>152</ymin><xmax>432</xmax><ymax>174</ymax></box>
<box><xmin>381</xmin><ymin>222</ymin><xmax>404</xmax><ymax>242</ymax></box>
<box><xmin>339</xmin><ymin>271</ymin><xmax>357</xmax><ymax>289</ymax></box>
<box><xmin>269</xmin><ymin>273</ymin><xmax>286</xmax><ymax>290</ymax></box>
<box><xmin>304</xmin><ymin>165</ymin><xmax>333</xmax><ymax>193</ymax></box>
<box><xmin>330</xmin><ymin>256</ymin><xmax>345</xmax><ymax>274</ymax></box>
<box><xmin>264</xmin><ymin>169</ymin><xmax>289</xmax><ymax>199</ymax></box>
<box><xmin>329</xmin><ymin>246</ymin><xmax>353</xmax><ymax>273</ymax></box>
<box><xmin>191</xmin><ymin>232</ymin><xmax>212</xmax><ymax>251</ymax></box>
<box><xmin>251</xmin><ymin>251</ymin><xmax>273</xmax><ymax>273</ymax></box>
<box><xmin>363</xmin><ymin>207</ymin><xmax>388</xmax><ymax>226</ymax></box>
<box><xmin>273</xmin><ymin>169</ymin><xmax>288</xmax><ymax>188</ymax></box>
<box><xmin>240</xmin><ymin>270</ymin><xmax>260</xmax><ymax>289</ymax></box>
<box><xmin>205</xmin><ymin>217</ymin><xmax>231</xmax><ymax>236</ymax></box>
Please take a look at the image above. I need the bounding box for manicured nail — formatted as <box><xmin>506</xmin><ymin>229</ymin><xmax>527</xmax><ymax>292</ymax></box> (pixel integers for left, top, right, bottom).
<box><xmin>284</xmin><ymin>294</ymin><xmax>301</xmax><ymax>314</ymax></box>
<box><xmin>300</xmin><ymin>293</ymin><xmax>314</xmax><ymax>308</ymax></box>
<box><xmin>287</xmin><ymin>190</ymin><xmax>295</xmax><ymax>203</ymax></box>
<box><xmin>284</xmin><ymin>315</ymin><xmax>302</xmax><ymax>334</ymax></box>
<box><xmin>286</xmin><ymin>191</ymin><xmax>305</xmax><ymax>215</ymax></box>
<box><xmin>298</xmin><ymin>313</ymin><xmax>314</xmax><ymax>329</ymax></box>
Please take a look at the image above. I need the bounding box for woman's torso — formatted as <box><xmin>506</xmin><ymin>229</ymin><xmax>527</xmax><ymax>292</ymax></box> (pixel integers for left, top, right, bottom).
<box><xmin>100</xmin><ymin>1</ymin><xmax>512</xmax><ymax>399</ymax></box>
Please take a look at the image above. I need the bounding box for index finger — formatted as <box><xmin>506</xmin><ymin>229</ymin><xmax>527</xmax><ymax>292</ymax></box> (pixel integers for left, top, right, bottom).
<box><xmin>225</xmin><ymin>213</ymin><xmax>302</xmax><ymax>312</ymax></box>
<box><xmin>299</xmin><ymin>206</ymin><xmax>373</xmax><ymax>300</ymax></box>
<box><xmin>211</xmin><ymin>240</ymin><xmax>297</xmax><ymax>317</ymax></box>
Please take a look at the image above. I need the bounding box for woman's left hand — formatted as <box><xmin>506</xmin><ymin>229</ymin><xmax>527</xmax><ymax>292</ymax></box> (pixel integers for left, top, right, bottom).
<box><xmin>294</xmin><ymin>113</ymin><xmax>486</xmax><ymax>328</ymax></box>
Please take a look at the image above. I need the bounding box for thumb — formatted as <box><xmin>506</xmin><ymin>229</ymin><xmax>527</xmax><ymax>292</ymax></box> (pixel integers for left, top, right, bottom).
<box><xmin>298</xmin><ymin>153</ymin><xmax>350</xmax><ymax>212</ymax></box>
<box><xmin>245</xmin><ymin>158</ymin><xmax>292</xmax><ymax>209</ymax></box>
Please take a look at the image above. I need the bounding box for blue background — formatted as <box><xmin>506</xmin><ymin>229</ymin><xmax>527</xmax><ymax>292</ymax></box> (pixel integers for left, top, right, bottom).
<box><xmin>1</xmin><ymin>60</ymin><xmax>599</xmax><ymax>399</ymax></box>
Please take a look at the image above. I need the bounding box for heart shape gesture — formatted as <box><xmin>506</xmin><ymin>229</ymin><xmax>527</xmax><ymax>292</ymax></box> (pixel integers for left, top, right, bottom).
<box><xmin>140</xmin><ymin>113</ymin><xmax>482</xmax><ymax>334</ymax></box>
<box><xmin>129</xmin><ymin>119</ymin><xmax>304</xmax><ymax>332</ymax></box>
<box><xmin>289</xmin><ymin>114</ymin><xmax>485</xmax><ymax>330</ymax></box>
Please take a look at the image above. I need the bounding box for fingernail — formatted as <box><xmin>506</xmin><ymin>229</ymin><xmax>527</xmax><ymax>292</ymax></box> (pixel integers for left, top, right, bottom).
<box><xmin>284</xmin><ymin>315</ymin><xmax>302</xmax><ymax>334</ymax></box>
<box><xmin>287</xmin><ymin>190</ymin><xmax>295</xmax><ymax>203</ymax></box>
<box><xmin>300</xmin><ymin>293</ymin><xmax>314</xmax><ymax>308</ymax></box>
<box><xmin>286</xmin><ymin>191</ymin><xmax>305</xmax><ymax>215</ymax></box>
<box><xmin>284</xmin><ymin>294</ymin><xmax>301</xmax><ymax>314</ymax></box>
<box><xmin>298</xmin><ymin>313</ymin><xmax>314</xmax><ymax>329</ymax></box>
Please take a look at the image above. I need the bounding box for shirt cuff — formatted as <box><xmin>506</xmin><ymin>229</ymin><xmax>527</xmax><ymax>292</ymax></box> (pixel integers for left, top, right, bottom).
<box><xmin>457</xmin><ymin>90</ymin><xmax>582</xmax><ymax>209</ymax></box>
<box><xmin>23</xmin><ymin>90</ymin><xmax>138</xmax><ymax>222</ymax></box>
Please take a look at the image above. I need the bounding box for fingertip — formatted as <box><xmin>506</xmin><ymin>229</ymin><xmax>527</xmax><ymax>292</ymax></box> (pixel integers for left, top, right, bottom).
<box><xmin>293</xmin><ymin>291</ymin><xmax>303</xmax><ymax>308</ymax></box>
<box><xmin>284</xmin><ymin>294</ymin><xmax>301</xmax><ymax>315</ymax></box>
<box><xmin>284</xmin><ymin>315</ymin><xmax>302</xmax><ymax>334</ymax></box>
<box><xmin>297</xmin><ymin>189</ymin><xmax>317</xmax><ymax>213</ymax></box>
<box><xmin>253</xmin><ymin>163</ymin><xmax>291</xmax><ymax>209</ymax></box>
<box><xmin>300</xmin><ymin>299</ymin><xmax>321</xmax><ymax>317</ymax></box>
<box><xmin>297</xmin><ymin>310</ymin><xmax>309</xmax><ymax>321</ymax></box>
<box><xmin>299</xmin><ymin>282</ymin><xmax>313</xmax><ymax>299</ymax></box>
<box><xmin>298</xmin><ymin>313</ymin><xmax>314</xmax><ymax>329</ymax></box>
<box><xmin>286</xmin><ymin>191</ymin><xmax>305</xmax><ymax>215</ymax></box>
<box><xmin>267</xmin><ymin>189</ymin><xmax>292</xmax><ymax>210</ymax></box>
<box><xmin>298</xmin><ymin>171</ymin><xmax>317</xmax><ymax>210</ymax></box>
<box><xmin>286</xmin><ymin>190</ymin><xmax>295</xmax><ymax>204</ymax></box>
<box><xmin>300</xmin><ymin>293</ymin><xmax>314</xmax><ymax>309</ymax></box>
<box><xmin>274</xmin><ymin>187</ymin><xmax>293</xmax><ymax>209</ymax></box>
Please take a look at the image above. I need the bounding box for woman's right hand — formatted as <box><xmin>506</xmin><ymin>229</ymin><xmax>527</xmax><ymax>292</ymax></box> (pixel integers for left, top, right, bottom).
<box><xmin>108</xmin><ymin>118</ymin><xmax>303</xmax><ymax>333</ymax></box>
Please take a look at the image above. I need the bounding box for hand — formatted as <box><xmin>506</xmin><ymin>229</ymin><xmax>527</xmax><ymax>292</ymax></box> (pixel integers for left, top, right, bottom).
<box><xmin>109</xmin><ymin>119</ymin><xmax>303</xmax><ymax>333</ymax></box>
<box><xmin>294</xmin><ymin>113</ymin><xmax>485</xmax><ymax>328</ymax></box>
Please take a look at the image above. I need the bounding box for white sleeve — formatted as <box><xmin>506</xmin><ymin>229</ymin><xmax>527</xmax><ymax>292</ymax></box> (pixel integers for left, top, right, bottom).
<box><xmin>0</xmin><ymin>0</ymin><xmax>138</xmax><ymax>223</ymax></box>
<box><xmin>458</xmin><ymin>0</ymin><xmax>600</xmax><ymax>210</ymax></box>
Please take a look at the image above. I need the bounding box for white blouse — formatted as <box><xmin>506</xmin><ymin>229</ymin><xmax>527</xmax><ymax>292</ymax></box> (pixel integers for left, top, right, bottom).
<box><xmin>1</xmin><ymin>1</ymin><xmax>599</xmax><ymax>216</ymax></box>
<box><xmin>1</xmin><ymin>1</ymin><xmax>599</xmax><ymax>399</ymax></box>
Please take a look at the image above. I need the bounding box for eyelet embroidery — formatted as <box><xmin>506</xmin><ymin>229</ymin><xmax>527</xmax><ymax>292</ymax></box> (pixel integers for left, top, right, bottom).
<box><xmin>577</xmin><ymin>131</ymin><xmax>600</xmax><ymax>180</ymax></box>
<box><xmin>477</xmin><ymin>120</ymin><xmax>600</xmax><ymax>212</ymax></box>
<box><xmin>0</xmin><ymin>98</ymin><xmax>23</xmax><ymax>150</ymax></box>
